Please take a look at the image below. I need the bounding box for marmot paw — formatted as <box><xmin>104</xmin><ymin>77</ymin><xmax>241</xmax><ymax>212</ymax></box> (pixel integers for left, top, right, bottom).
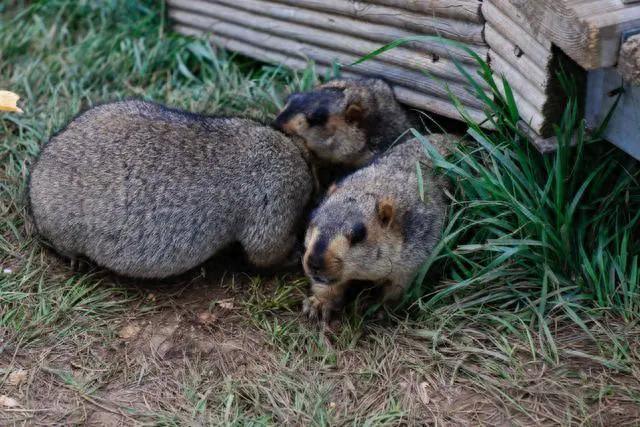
<box><xmin>302</xmin><ymin>295</ymin><xmax>335</xmax><ymax>323</ymax></box>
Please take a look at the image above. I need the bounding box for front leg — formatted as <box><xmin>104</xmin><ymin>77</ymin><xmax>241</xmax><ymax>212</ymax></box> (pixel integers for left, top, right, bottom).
<box><xmin>303</xmin><ymin>281</ymin><xmax>349</xmax><ymax>323</ymax></box>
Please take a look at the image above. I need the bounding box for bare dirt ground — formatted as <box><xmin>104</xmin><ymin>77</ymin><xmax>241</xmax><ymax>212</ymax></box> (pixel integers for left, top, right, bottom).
<box><xmin>2</xmin><ymin>251</ymin><xmax>640</xmax><ymax>426</ymax></box>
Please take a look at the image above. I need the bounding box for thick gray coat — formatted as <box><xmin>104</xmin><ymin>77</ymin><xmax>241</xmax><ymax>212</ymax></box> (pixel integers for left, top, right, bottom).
<box><xmin>29</xmin><ymin>101</ymin><xmax>313</xmax><ymax>278</ymax></box>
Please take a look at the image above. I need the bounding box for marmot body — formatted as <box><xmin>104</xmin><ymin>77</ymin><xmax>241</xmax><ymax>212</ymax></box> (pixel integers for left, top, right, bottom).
<box><xmin>302</xmin><ymin>136</ymin><xmax>451</xmax><ymax>321</ymax></box>
<box><xmin>274</xmin><ymin>78</ymin><xmax>412</xmax><ymax>169</ymax></box>
<box><xmin>29</xmin><ymin>101</ymin><xmax>314</xmax><ymax>278</ymax></box>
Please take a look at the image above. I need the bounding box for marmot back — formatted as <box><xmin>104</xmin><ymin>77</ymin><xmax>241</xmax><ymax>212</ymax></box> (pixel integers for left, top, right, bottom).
<box><xmin>29</xmin><ymin>100</ymin><xmax>313</xmax><ymax>278</ymax></box>
<box><xmin>273</xmin><ymin>78</ymin><xmax>412</xmax><ymax>169</ymax></box>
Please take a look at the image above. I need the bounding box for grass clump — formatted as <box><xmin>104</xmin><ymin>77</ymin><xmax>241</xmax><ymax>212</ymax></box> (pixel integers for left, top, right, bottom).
<box><xmin>359</xmin><ymin>37</ymin><xmax>639</xmax><ymax>322</ymax></box>
<box><xmin>403</xmin><ymin>41</ymin><xmax>640</xmax><ymax>323</ymax></box>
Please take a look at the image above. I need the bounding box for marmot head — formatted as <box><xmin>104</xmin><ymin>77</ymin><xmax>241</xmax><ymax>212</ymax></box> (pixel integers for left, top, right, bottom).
<box><xmin>303</xmin><ymin>188</ymin><xmax>405</xmax><ymax>287</ymax></box>
<box><xmin>273</xmin><ymin>78</ymin><xmax>401</xmax><ymax>168</ymax></box>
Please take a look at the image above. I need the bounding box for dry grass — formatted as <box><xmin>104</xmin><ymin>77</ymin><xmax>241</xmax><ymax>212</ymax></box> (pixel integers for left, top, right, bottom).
<box><xmin>2</xmin><ymin>267</ymin><xmax>639</xmax><ymax>425</ymax></box>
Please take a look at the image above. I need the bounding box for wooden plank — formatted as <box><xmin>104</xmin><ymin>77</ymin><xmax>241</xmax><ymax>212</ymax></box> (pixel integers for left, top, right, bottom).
<box><xmin>173</xmin><ymin>24</ymin><xmax>490</xmax><ymax>123</ymax></box>
<box><xmin>484</xmin><ymin>0</ymin><xmax>575</xmax><ymax>137</ymax></box>
<box><xmin>169</xmin><ymin>0</ymin><xmax>481</xmax><ymax>84</ymax></box>
<box><xmin>484</xmin><ymin>0</ymin><xmax>551</xmax><ymax>134</ymax></box>
<box><xmin>489</xmin><ymin>0</ymin><xmax>640</xmax><ymax>69</ymax></box>
<box><xmin>187</xmin><ymin>0</ymin><xmax>487</xmax><ymax>62</ymax></box>
<box><xmin>269</xmin><ymin>0</ymin><xmax>485</xmax><ymax>44</ymax></box>
<box><xmin>365</xmin><ymin>0</ymin><xmax>483</xmax><ymax>22</ymax></box>
<box><xmin>490</xmin><ymin>53</ymin><xmax>547</xmax><ymax>111</ymax></box>
<box><xmin>482</xmin><ymin>1</ymin><xmax>552</xmax><ymax>68</ymax></box>
<box><xmin>169</xmin><ymin>9</ymin><xmax>486</xmax><ymax>109</ymax></box>
<box><xmin>484</xmin><ymin>24</ymin><xmax>548</xmax><ymax>91</ymax></box>
<box><xmin>517</xmin><ymin>122</ymin><xmax>558</xmax><ymax>154</ymax></box>
<box><xmin>495</xmin><ymin>77</ymin><xmax>546</xmax><ymax>132</ymax></box>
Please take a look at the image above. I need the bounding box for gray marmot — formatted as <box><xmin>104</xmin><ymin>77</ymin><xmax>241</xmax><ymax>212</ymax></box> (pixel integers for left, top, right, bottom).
<box><xmin>273</xmin><ymin>78</ymin><xmax>412</xmax><ymax>169</ymax></box>
<box><xmin>301</xmin><ymin>135</ymin><xmax>452</xmax><ymax>321</ymax></box>
<box><xmin>28</xmin><ymin>100</ymin><xmax>314</xmax><ymax>279</ymax></box>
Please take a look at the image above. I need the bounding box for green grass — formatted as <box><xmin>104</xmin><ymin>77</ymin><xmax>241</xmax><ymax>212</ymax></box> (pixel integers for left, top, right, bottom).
<box><xmin>359</xmin><ymin>37</ymin><xmax>640</xmax><ymax>325</ymax></box>
<box><xmin>426</xmin><ymin>50</ymin><xmax>640</xmax><ymax>322</ymax></box>
<box><xmin>2</xmin><ymin>1</ymin><xmax>640</xmax><ymax>425</ymax></box>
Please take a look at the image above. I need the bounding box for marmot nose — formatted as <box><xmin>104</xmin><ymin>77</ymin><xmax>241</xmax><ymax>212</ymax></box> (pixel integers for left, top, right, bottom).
<box><xmin>306</xmin><ymin>254</ymin><xmax>324</xmax><ymax>273</ymax></box>
<box><xmin>273</xmin><ymin>116</ymin><xmax>287</xmax><ymax>133</ymax></box>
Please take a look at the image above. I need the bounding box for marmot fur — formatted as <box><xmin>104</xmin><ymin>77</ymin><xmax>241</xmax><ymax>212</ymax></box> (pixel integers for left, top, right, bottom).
<box><xmin>29</xmin><ymin>100</ymin><xmax>314</xmax><ymax>278</ymax></box>
<box><xmin>273</xmin><ymin>78</ymin><xmax>412</xmax><ymax>169</ymax></box>
<box><xmin>301</xmin><ymin>136</ymin><xmax>452</xmax><ymax>321</ymax></box>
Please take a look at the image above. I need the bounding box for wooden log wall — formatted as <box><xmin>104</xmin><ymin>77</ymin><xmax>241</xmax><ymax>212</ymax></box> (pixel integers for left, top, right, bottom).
<box><xmin>492</xmin><ymin>0</ymin><xmax>640</xmax><ymax>70</ymax></box>
<box><xmin>168</xmin><ymin>0</ymin><xmax>634</xmax><ymax>149</ymax></box>
<box><xmin>483</xmin><ymin>0</ymin><xmax>556</xmax><ymax>139</ymax></box>
<box><xmin>167</xmin><ymin>0</ymin><xmax>489</xmax><ymax>123</ymax></box>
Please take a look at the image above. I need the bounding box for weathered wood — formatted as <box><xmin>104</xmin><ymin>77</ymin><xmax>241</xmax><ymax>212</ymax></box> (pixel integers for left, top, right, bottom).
<box><xmin>619</xmin><ymin>34</ymin><xmax>640</xmax><ymax>86</ymax></box>
<box><xmin>390</xmin><ymin>85</ymin><xmax>487</xmax><ymax>124</ymax></box>
<box><xmin>187</xmin><ymin>0</ymin><xmax>487</xmax><ymax>63</ymax></box>
<box><xmin>517</xmin><ymin>121</ymin><xmax>558</xmax><ymax>154</ymax></box>
<box><xmin>169</xmin><ymin>8</ymin><xmax>486</xmax><ymax>108</ymax></box>
<box><xmin>482</xmin><ymin>1</ymin><xmax>552</xmax><ymax>71</ymax></box>
<box><xmin>493</xmin><ymin>74</ymin><xmax>546</xmax><ymax>133</ymax></box>
<box><xmin>170</xmin><ymin>0</ymin><xmax>481</xmax><ymax>85</ymax></box>
<box><xmin>365</xmin><ymin>0</ymin><xmax>483</xmax><ymax>22</ymax></box>
<box><xmin>484</xmin><ymin>25</ymin><xmax>547</xmax><ymax>92</ymax></box>
<box><xmin>488</xmin><ymin>0</ymin><xmax>640</xmax><ymax>69</ymax></box>
<box><xmin>490</xmin><ymin>53</ymin><xmax>547</xmax><ymax>111</ymax></box>
<box><xmin>168</xmin><ymin>0</ymin><xmax>492</xmax><ymax>129</ymax></box>
<box><xmin>269</xmin><ymin>0</ymin><xmax>485</xmax><ymax>44</ymax></box>
<box><xmin>484</xmin><ymin>0</ymin><xmax>573</xmax><ymax>138</ymax></box>
<box><xmin>174</xmin><ymin>24</ymin><xmax>489</xmax><ymax>123</ymax></box>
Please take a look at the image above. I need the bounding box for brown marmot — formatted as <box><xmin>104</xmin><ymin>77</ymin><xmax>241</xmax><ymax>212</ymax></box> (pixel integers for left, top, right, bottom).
<box><xmin>28</xmin><ymin>100</ymin><xmax>314</xmax><ymax>278</ymax></box>
<box><xmin>301</xmin><ymin>135</ymin><xmax>452</xmax><ymax>321</ymax></box>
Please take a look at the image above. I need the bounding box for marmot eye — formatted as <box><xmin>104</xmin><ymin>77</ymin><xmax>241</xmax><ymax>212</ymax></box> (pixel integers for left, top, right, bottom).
<box><xmin>306</xmin><ymin>106</ymin><xmax>329</xmax><ymax>127</ymax></box>
<box><xmin>350</xmin><ymin>222</ymin><xmax>367</xmax><ymax>245</ymax></box>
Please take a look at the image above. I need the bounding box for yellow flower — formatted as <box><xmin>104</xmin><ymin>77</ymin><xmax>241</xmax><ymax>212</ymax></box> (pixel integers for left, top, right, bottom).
<box><xmin>0</xmin><ymin>91</ymin><xmax>23</xmax><ymax>113</ymax></box>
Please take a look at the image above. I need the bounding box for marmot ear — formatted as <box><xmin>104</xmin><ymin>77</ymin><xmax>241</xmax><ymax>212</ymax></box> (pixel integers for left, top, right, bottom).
<box><xmin>326</xmin><ymin>183</ymin><xmax>338</xmax><ymax>196</ymax></box>
<box><xmin>376</xmin><ymin>197</ymin><xmax>395</xmax><ymax>228</ymax></box>
<box><xmin>345</xmin><ymin>102</ymin><xmax>364</xmax><ymax>124</ymax></box>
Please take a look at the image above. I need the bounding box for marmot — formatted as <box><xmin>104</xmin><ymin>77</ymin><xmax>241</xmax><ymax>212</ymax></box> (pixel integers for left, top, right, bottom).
<box><xmin>28</xmin><ymin>100</ymin><xmax>314</xmax><ymax>279</ymax></box>
<box><xmin>273</xmin><ymin>78</ymin><xmax>412</xmax><ymax>169</ymax></box>
<box><xmin>301</xmin><ymin>135</ymin><xmax>452</xmax><ymax>321</ymax></box>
